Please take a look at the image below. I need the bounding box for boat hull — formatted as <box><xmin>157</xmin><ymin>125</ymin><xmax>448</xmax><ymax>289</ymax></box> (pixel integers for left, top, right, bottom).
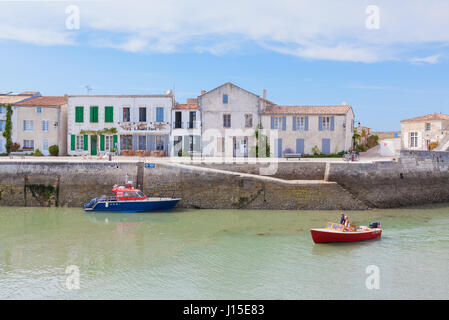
<box><xmin>310</xmin><ymin>228</ymin><xmax>382</xmax><ymax>243</ymax></box>
<box><xmin>84</xmin><ymin>198</ymin><xmax>181</xmax><ymax>213</ymax></box>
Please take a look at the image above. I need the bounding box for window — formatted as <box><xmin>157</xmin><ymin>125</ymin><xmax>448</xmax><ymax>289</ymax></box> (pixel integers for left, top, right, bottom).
<box><xmin>188</xmin><ymin>111</ymin><xmax>196</xmax><ymax>128</ymax></box>
<box><xmin>105</xmin><ymin>106</ymin><xmax>114</xmax><ymax>123</ymax></box>
<box><xmin>23</xmin><ymin>120</ymin><xmax>34</xmax><ymax>132</ymax></box>
<box><xmin>90</xmin><ymin>106</ymin><xmax>99</xmax><ymax>123</ymax></box>
<box><xmin>0</xmin><ymin>120</ymin><xmax>5</xmax><ymax>131</ymax></box>
<box><xmin>0</xmin><ymin>106</ymin><xmax>5</xmax><ymax>114</ymax></box>
<box><xmin>425</xmin><ymin>123</ymin><xmax>431</xmax><ymax>131</ymax></box>
<box><xmin>139</xmin><ymin>107</ymin><xmax>147</xmax><ymax>122</ymax></box>
<box><xmin>223</xmin><ymin>94</ymin><xmax>228</xmax><ymax>104</ymax></box>
<box><xmin>245</xmin><ymin>114</ymin><xmax>253</xmax><ymax>128</ymax></box>
<box><xmin>43</xmin><ymin>139</ymin><xmax>48</xmax><ymax>152</ymax></box>
<box><xmin>36</xmin><ymin>107</ymin><xmax>42</xmax><ymax>114</ymax></box>
<box><xmin>105</xmin><ymin>136</ymin><xmax>114</xmax><ymax>151</ymax></box>
<box><xmin>410</xmin><ymin>132</ymin><xmax>418</xmax><ymax>148</ymax></box>
<box><xmin>156</xmin><ymin>135</ymin><xmax>164</xmax><ymax>150</ymax></box>
<box><xmin>273</xmin><ymin>116</ymin><xmax>282</xmax><ymax>130</ymax></box>
<box><xmin>296</xmin><ymin>117</ymin><xmax>305</xmax><ymax>130</ymax></box>
<box><xmin>138</xmin><ymin>135</ymin><xmax>147</xmax><ymax>150</ymax></box>
<box><xmin>41</xmin><ymin>120</ymin><xmax>49</xmax><ymax>132</ymax></box>
<box><xmin>76</xmin><ymin>136</ymin><xmax>84</xmax><ymax>150</ymax></box>
<box><xmin>120</xmin><ymin>135</ymin><xmax>133</xmax><ymax>150</ymax></box>
<box><xmin>75</xmin><ymin>106</ymin><xmax>84</xmax><ymax>123</ymax></box>
<box><xmin>23</xmin><ymin>140</ymin><xmax>34</xmax><ymax>150</ymax></box>
<box><xmin>321</xmin><ymin>117</ymin><xmax>331</xmax><ymax>131</ymax></box>
<box><xmin>156</xmin><ymin>107</ymin><xmax>164</xmax><ymax>122</ymax></box>
<box><xmin>123</xmin><ymin>107</ymin><xmax>131</xmax><ymax>122</ymax></box>
<box><xmin>223</xmin><ymin>114</ymin><xmax>231</xmax><ymax>128</ymax></box>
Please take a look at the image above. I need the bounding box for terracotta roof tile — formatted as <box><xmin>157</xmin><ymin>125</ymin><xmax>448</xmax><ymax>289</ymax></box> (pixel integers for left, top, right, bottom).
<box><xmin>262</xmin><ymin>105</ymin><xmax>352</xmax><ymax>115</ymax></box>
<box><xmin>173</xmin><ymin>103</ymin><xmax>198</xmax><ymax>110</ymax></box>
<box><xmin>400</xmin><ymin>113</ymin><xmax>449</xmax><ymax>123</ymax></box>
<box><xmin>15</xmin><ymin>96</ymin><xmax>66</xmax><ymax>106</ymax></box>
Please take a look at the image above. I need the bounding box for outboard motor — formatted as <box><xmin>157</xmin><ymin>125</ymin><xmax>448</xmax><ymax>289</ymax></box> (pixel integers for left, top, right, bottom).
<box><xmin>83</xmin><ymin>197</ymin><xmax>98</xmax><ymax>209</ymax></box>
<box><xmin>369</xmin><ymin>221</ymin><xmax>381</xmax><ymax>229</ymax></box>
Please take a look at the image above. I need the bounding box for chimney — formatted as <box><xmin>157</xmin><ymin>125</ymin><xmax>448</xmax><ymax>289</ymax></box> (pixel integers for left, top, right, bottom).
<box><xmin>263</xmin><ymin>89</ymin><xmax>267</xmax><ymax>101</ymax></box>
<box><xmin>201</xmin><ymin>90</ymin><xmax>206</xmax><ymax>95</ymax></box>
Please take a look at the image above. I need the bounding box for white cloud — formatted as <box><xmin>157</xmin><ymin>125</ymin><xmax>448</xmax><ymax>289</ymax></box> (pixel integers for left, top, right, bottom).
<box><xmin>1</xmin><ymin>0</ymin><xmax>449</xmax><ymax>63</ymax></box>
<box><xmin>409</xmin><ymin>54</ymin><xmax>442</xmax><ymax>64</ymax></box>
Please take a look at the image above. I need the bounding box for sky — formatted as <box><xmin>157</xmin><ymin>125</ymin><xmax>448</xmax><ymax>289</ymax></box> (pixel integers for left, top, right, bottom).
<box><xmin>1</xmin><ymin>0</ymin><xmax>449</xmax><ymax>131</ymax></box>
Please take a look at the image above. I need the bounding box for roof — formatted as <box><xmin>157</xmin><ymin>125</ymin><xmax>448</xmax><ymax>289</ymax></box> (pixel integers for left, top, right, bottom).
<box><xmin>173</xmin><ymin>103</ymin><xmax>198</xmax><ymax>110</ymax></box>
<box><xmin>261</xmin><ymin>105</ymin><xmax>352</xmax><ymax>115</ymax></box>
<box><xmin>15</xmin><ymin>96</ymin><xmax>67</xmax><ymax>107</ymax></box>
<box><xmin>198</xmin><ymin>82</ymin><xmax>260</xmax><ymax>99</ymax></box>
<box><xmin>400</xmin><ymin>113</ymin><xmax>449</xmax><ymax>123</ymax></box>
<box><xmin>0</xmin><ymin>92</ymin><xmax>41</xmax><ymax>105</ymax></box>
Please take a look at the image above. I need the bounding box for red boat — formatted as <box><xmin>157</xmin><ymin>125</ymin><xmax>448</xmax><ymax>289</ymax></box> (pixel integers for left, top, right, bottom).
<box><xmin>311</xmin><ymin>222</ymin><xmax>382</xmax><ymax>243</ymax></box>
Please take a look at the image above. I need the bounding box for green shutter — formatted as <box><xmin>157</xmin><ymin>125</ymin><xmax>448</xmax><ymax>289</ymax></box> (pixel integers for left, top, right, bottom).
<box><xmin>75</xmin><ymin>107</ymin><xmax>84</xmax><ymax>123</ymax></box>
<box><xmin>90</xmin><ymin>106</ymin><xmax>98</xmax><ymax>123</ymax></box>
<box><xmin>113</xmin><ymin>135</ymin><xmax>118</xmax><ymax>150</ymax></box>
<box><xmin>71</xmin><ymin>135</ymin><xmax>75</xmax><ymax>151</ymax></box>
<box><xmin>100</xmin><ymin>135</ymin><xmax>105</xmax><ymax>151</ymax></box>
<box><xmin>105</xmin><ymin>106</ymin><xmax>113</xmax><ymax>123</ymax></box>
<box><xmin>83</xmin><ymin>135</ymin><xmax>88</xmax><ymax>151</ymax></box>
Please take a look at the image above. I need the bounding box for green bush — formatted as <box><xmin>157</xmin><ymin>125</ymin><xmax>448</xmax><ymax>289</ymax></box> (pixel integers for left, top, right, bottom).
<box><xmin>33</xmin><ymin>149</ymin><xmax>44</xmax><ymax>156</ymax></box>
<box><xmin>48</xmin><ymin>145</ymin><xmax>59</xmax><ymax>156</ymax></box>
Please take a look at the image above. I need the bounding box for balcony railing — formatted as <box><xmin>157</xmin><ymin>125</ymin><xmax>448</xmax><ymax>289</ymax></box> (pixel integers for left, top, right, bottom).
<box><xmin>172</xmin><ymin>121</ymin><xmax>200</xmax><ymax>130</ymax></box>
<box><xmin>118</xmin><ymin>122</ymin><xmax>170</xmax><ymax>131</ymax></box>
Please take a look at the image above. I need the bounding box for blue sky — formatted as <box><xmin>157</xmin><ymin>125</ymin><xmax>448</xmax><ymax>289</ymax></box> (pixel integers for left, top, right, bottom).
<box><xmin>1</xmin><ymin>0</ymin><xmax>449</xmax><ymax>131</ymax></box>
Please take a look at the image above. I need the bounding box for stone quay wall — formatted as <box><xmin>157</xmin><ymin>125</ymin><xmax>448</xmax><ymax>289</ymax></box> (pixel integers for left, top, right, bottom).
<box><xmin>0</xmin><ymin>150</ymin><xmax>448</xmax><ymax>210</ymax></box>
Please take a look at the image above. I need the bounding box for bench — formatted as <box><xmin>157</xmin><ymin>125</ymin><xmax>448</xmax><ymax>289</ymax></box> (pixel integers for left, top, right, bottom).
<box><xmin>284</xmin><ymin>153</ymin><xmax>301</xmax><ymax>160</ymax></box>
<box><xmin>9</xmin><ymin>151</ymin><xmax>26</xmax><ymax>159</ymax></box>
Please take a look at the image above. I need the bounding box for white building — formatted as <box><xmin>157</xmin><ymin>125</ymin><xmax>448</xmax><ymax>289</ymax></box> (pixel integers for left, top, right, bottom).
<box><xmin>12</xmin><ymin>96</ymin><xmax>68</xmax><ymax>155</ymax></box>
<box><xmin>401</xmin><ymin>113</ymin><xmax>449</xmax><ymax>151</ymax></box>
<box><xmin>0</xmin><ymin>92</ymin><xmax>41</xmax><ymax>153</ymax></box>
<box><xmin>171</xmin><ymin>100</ymin><xmax>201</xmax><ymax>157</ymax></box>
<box><xmin>198</xmin><ymin>82</ymin><xmax>266</xmax><ymax>157</ymax></box>
<box><xmin>260</xmin><ymin>104</ymin><xmax>354</xmax><ymax>157</ymax></box>
<box><xmin>67</xmin><ymin>94</ymin><xmax>174</xmax><ymax>156</ymax></box>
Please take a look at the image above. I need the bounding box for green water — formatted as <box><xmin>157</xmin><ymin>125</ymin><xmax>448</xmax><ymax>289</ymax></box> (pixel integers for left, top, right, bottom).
<box><xmin>0</xmin><ymin>205</ymin><xmax>448</xmax><ymax>299</ymax></box>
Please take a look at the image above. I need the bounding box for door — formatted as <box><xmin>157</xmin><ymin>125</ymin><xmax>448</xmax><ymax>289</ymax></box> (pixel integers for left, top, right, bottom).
<box><xmin>277</xmin><ymin>138</ymin><xmax>283</xmax><ymax>158</ymax></box>
<box><xmin>91</xmin><ymin>136</ymin><xmax>97</xmax><ymax>156</ymax></box>
<box><xmin>175</xmin><ymin>112</ymin><xmax>182</xmax><ymax>128</ymax></box>
<box><xmin>322</xmin><ymin>138</ymin><xmax>330</xmax><ymax>154</ymax></box>
<box><xmin>296</xmin><ymin>138</ymin><xmax>304</xmax><ymax>155</ymax></box>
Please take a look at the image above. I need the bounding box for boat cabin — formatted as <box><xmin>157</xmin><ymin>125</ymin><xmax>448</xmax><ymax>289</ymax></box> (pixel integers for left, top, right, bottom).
<box><xmin>112</xmin><ymin>185</ymin><xmax>147</xmax><ymax>201</ymax></box>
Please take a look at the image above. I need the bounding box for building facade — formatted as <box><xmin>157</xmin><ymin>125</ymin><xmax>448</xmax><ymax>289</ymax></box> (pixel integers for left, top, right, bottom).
<box><xmin>198</xmin><ymin>83</ymin><xmax>262</xmax><ymax>157</ymax></box>
<box><xmin>171</xmin><ymin>100</ymin><xmax>201</xmax><ymax>157</ymax></box>
<box><xmin>260</xmin><ymin>104</ymin><xmax>354</xmax><ymax>157</ymax></box>
<box><xmin>12</xmin><ymin>96</ymin><xmax>68</xmax><ymax>155</ymax></box>
<box><xmin>400</xmin><ymin>113</ymin><xmax>449</xmax><ymax>150</ymax></box>
<box><xmin>0</xmin><ymin>92</ymin><xmax>41</xmax><ymax>153</ymax></box>
<box><xmin>67</xmin><ymin>95</ymin><xmax>173</xmax><ymax>156</ymax></box>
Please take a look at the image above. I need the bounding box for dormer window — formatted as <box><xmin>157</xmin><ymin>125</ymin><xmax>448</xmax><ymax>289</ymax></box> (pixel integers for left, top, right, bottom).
<box><xmin>223</xmin><ymin>94</ymin><xmax>228</xmax><ymax>104</ymax></box>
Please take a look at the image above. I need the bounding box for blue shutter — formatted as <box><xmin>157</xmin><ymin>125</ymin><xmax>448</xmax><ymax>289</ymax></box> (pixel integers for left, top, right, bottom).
<box><xmin>305</xmin><ymin>116</ymin><xmax>309</xmax><ymax>131</ymax></box>
<box><xmin>331</xmin><ymin>116</ymin><xmax>335</xmax><ymax>131</ymax></box>
<box><xmin>292</xmin><ymin>116</ymin><xmax>297</xmax><ymax>131</ymax></box>
<box><xmin>132</xmin><ymin>135</ymin><xmax>138</xmax><ymax>150</ymax></box>
<box><xmin>271</xmin><ymin>116</ymin><xmax>274</xmax><ymax>129</ymax></box>
<box><xmin>147</xmin><ymin>135</ymin><xmax>155</xmax><ymax>150</ymax></box>
<box><xmin>156</xmin><ymin>107</ymin><xmax>164</xmax><ymax>122</ymax></box>
<box><xmin>164</xmin><ymin>135</ymin><xmax>169</xmax><ymax>152</ymax></box>
<box><xmin>282</xmin><ymin>116</ymin><xmax>286</xmax><ymax>131</ymax></box>
<box><xmin>296</xmin><ymin>139</ymin><xmax>304</xmax><ymax>154</ymax></box>
<box><xmin>319</xmin><ymin>116</ymin><xmax>323</xmax><ymax>131</ymax></box>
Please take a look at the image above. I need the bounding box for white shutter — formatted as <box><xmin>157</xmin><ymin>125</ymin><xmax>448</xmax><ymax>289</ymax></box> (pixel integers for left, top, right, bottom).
<box><xmin>403</xmin><ymin>133</ymin><xmax>408</xmax><ymax>148</ymax></box>
<box><xmin>417</xmin><ymin>132</ymin><xmax>422</xmax><ymax>149</ymax></box>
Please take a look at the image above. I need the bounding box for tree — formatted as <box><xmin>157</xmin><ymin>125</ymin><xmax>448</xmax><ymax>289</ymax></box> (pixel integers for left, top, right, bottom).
<box><xmin>2</xmin><ymin>104</ymin><xmax>13</xmax><ymax>154</ymax></box>
<box><xmin>253</xmin><ymin>123</ymin><xmax>270</xmax><ymax>157</ymax></box>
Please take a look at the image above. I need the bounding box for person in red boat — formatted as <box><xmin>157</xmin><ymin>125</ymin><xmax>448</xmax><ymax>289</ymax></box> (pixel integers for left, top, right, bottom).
<box><xmin>344</xmin><ymin>215</ymin><xmax>351</xmax><ymax>231</ymax></box>
<box><xmin>340</xmin><ymin>213</ymin><xmax>346</xmax><ymax>225</ymax></box>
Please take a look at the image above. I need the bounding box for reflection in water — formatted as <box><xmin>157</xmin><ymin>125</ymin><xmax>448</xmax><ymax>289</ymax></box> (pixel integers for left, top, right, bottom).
<box><xmin>0</xmin><ymin>206</ymin><xmax>448</xmax><ymax>299</ymax></box>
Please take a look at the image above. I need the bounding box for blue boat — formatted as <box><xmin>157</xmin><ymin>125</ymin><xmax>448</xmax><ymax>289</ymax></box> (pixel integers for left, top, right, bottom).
<box><xmin>83</xmin><ymin>183</ymin><xmax>181</xmax><ymax>213</ymax></box>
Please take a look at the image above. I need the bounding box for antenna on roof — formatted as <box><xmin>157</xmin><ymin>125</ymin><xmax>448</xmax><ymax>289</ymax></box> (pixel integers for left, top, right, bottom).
<box><xmin>85</xmin><ymin>85</ymin><xmax>93</xmax><ymax>95</ymax></box>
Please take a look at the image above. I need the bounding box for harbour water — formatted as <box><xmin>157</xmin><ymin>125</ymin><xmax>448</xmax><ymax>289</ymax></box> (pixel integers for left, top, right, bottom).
<box><xmin>0</xmin><ymin>205</ymin><xmax>448</xmax><ymax>299</ymax></box>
